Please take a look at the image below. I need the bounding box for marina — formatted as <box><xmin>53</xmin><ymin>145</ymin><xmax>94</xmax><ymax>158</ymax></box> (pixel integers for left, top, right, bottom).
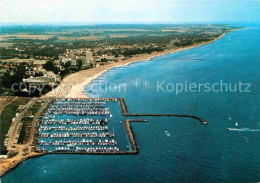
<box><xmin>37</xmin><ymin>98</ymin><xmax>122</xmax><ymax>153</ymax></box>
<box><xmin>1</xmin><ymin>22</ymin><xmax>259</xmax><ymax>182</ymax></box>
<box><xmin>36</xmin><ymin>98</ymin><xmax>208</xmax><ymax>154</ymax></box>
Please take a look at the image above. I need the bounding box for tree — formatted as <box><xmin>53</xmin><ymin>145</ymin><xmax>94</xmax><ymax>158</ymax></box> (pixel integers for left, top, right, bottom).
<box><xmin>101</xmin><ymin>58</ymin><xmax>107</xmax><ymax>62</ymax></box>
<box><xmin>43</xmin><ymin>60</ymin><xmax>59</xmax><ymax>74</ymax></box>
<box><xmin>14</xmin><ymin>65</ymin><xmax>26</xmax><ymax>80</ymax></box>
<box><xmin>2</xmin><ymin>72</ymin><xmax>12</xmax><ymax>88</ymax></box>
<box><xmin>76</xmin><ymin>59</ymin><xmax>83</xmax><ymax>70</ymax></box>
<box><xmin>64</xmin><ymin>61</ymin><xmax>71</xmax><ymax>71</ymax></box>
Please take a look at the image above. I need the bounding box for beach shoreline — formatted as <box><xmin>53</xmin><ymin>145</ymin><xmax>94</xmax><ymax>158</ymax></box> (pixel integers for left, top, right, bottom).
<box><xmin>44</xmin><ymin>33</ymin><xmax>226</xmax><ymax>99</ymax></box>
<box><xmin>0</xmin><ymin>32</ymin><xmax>231</xmax><ymax>178</ymax></box>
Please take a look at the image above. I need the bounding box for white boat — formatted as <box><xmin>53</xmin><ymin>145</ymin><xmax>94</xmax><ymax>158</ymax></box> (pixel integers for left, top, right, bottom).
<box><xmin>235</xmin><ymin>122</ymin><xmax>238</xmax><ymax>126</ymax></box>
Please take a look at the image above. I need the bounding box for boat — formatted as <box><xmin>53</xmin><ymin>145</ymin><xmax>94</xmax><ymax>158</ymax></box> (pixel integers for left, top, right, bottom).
<box><xmin>235</xmin><ymin>122</ymin><xmax>238</xmax><ymax>126</ymax></box>
<box><xmin>165</xmin><ymin>130</ymin><xmax>171</xmax><ymax>136</ymax></box>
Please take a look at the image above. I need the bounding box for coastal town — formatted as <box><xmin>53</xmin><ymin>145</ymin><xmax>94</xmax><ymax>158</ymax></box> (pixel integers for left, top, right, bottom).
<box><xmin>0</xmin><ymin>0</ymin><xmax>258</xmax><ymax>181</ymax></box>
<box><xmin>0</xmin><ymin>24</ymin><xmax>237</xmax><ymax>97</ymax></box>
<box><xmin>0</xmin><ymin>24</ymin><xmax>234</xmax><ymax>177</ymax></box>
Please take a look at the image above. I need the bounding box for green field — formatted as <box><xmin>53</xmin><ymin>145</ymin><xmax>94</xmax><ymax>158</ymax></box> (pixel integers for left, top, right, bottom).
<box><xmin>0</xmin><ymin>97</ymin><xmax>30</xmax><ymax>154</ymax></box>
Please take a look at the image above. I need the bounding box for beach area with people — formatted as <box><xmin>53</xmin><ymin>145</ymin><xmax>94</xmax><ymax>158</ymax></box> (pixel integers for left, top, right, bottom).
<box><xmin>0</xmin><ymin>32</ymin><xmax>227</xmax><ymax>178</ymax></box>
<box><xmin>44</xmin><ymin>33</ymin><xmax>226</xmax><ymax>99</ymax></box>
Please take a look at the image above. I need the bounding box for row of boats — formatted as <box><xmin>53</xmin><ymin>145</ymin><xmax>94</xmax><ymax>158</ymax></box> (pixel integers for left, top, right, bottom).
<box><xmin>39</xmin><ymin>139</ymin><xmax>117</xmax><ymax>146</ymax></box>
<box><xmin>53</xmin><ymin>101</ymin><xmax>106</xmax><ymax>105</ymax></box>
<box><xmin>47</xmin><ymin>99</ymin><xmax>110</xmax><ymax>116</ymax></box>
<box><xmin>53</xmin><ymin>98</ymin><xmax>118</xmax><ymax>102</ymax></box>
<box><xmin>40</xmin><ymin>132</ymin><xmax>115</xmax><ymax>138</ymax></box>
<box><xmin>39</xmin><ymin>126</ymin><xmax>109</xmax><ymax>131</ymax></box>
<box><xmin>41</xmin><ymin>118</ymin><xmax>108</xmax><ymax>125</ymax></box>
<box><xmin>50</xmin><ymin>105</ymin><xmax>104</xmax><ymax>109</ymax></box>
<box><xmin>47</xmin><ymin>109</ymin><xmax>109</xmax><ymax>116</ymax></box>
<box><xmin>37</xmin><ymin>146</ymin><xmax>120</xmax><ymax>153</ymax></box>
<box><xmin>38</xmin><ymin>99</ymin><xmax>120</xmax><ymax>153</ymax></box>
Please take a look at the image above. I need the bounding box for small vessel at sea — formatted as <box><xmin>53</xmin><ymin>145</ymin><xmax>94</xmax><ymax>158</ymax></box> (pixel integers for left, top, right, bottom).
<box><xmin>235</xmin><ymin>122</ymin><xmax>238</xmax><ymax>126</ymax></box>
<box><xmin>165</xmin><ymin>131</ymin><xmax>171</xmax><ymax>136</ymax></box>
<box><xmin>227</xmin><ymin>128</ymin><xmax>250</xmax><ymax>131</ymax></box>
<box><xmin>227</xmin><ymin>128</ymin><xmax>235</xmax><ymax>130</ymax></box>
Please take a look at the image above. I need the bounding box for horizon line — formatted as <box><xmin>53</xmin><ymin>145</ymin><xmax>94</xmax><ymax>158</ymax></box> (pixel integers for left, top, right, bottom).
<box><xmin>0</xmin><ymin>21</ymin><xmax>257</xmax><ymax>26</ymax></box>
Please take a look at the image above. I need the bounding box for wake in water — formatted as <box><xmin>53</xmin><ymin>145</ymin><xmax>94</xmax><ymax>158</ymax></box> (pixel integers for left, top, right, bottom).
<box><xmin>238</xmin><ymin>133</ymin><xmax>249</xmax><ymax>143</ymax></box>
<box><xmin>227</xmin><ymin>128</ymin><xmax>260</xmax><ymax>132</ymax></box>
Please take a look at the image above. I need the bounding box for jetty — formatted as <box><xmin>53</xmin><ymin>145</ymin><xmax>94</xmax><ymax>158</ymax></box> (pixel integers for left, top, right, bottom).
<box><xmin>36</xmin><ymin>97</ymin><xmax>208</xmax><ymax>155</ymax></box>
<box><xmin>0</xmin><ymin>97</ymin><xmax>208</xmax><ymax>177</ymax></box>
<box><xmin>117</xmin><ymin>98</ymin><xmax>207</xmax><ymax>125</ymax></box>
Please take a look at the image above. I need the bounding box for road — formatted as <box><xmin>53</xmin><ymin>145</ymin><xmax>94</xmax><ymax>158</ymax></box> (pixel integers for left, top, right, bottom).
<box><xmin>6</xmin><ymin>99</ymin><xmax>36</xmax><ymax>150</ymax></box>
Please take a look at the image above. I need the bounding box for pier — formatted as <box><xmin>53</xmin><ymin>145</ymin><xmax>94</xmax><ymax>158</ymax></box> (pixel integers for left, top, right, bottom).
<box><xmin>124</xmin><ymin>114</ymin><xmax>207</xmax><ymax>125</ymax></box>
<box><xmin>34</xmin><ymin>97</ymin><xmax>207</xmax><ymax>155</ymax></box>
<box><xmin>0</xmin><ymin>97</ymin><xmax>209</xmax><ymax>177</ymax></box>
<box><xmin>117</xmin><ymin>98</ymin><xmax>207</xmax><ymax>125</ymax></box>
<box><xmin>2</xmin><ymin>97</ymin><xmax>209</xmax><ymax>158</ymax></box>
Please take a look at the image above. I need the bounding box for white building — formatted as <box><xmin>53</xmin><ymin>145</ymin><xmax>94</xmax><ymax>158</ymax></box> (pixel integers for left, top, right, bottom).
<box><xmin>77</xmin><ymin>51</ymin><xmax>93</xmax><ymax>67</ymax></box>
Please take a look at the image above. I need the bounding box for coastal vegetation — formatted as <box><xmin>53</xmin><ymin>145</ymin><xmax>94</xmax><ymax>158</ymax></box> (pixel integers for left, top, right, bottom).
<box><xmin>0</xmin><ymin>24</ymin><xmax>238</xmax><ymax>97</ymax></box>
<box><xmin>0</xmin><ymin>97</ymin><xmax>30</xmax><ymax>154</ymax></box>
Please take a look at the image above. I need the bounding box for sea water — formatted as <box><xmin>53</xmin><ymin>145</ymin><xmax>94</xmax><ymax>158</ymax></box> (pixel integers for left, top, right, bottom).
<box><xmin>2</xmin><ymin>27</ymin><xmax>260</xmax><ymax>182</ymax></box>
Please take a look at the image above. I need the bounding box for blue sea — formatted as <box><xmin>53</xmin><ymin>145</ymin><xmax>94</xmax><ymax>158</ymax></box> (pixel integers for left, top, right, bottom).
<box><xmin>2</xmin><ymin>27</ymin><xmax>260</xmax><ymax>182</ymax></box>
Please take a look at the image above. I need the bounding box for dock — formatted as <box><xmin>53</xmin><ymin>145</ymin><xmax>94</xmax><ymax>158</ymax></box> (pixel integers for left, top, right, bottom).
<box><xmin>5</xmin><ymin>97</ymin><xmax>208</xmax><ymax>156</ymax></box>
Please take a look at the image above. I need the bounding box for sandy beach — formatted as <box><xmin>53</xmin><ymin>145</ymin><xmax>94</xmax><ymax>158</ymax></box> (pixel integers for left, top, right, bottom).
<box><xmin>0</xmin><ymin>33</ymin><xmax>227</xmax><ymax>178</ymax></box>
<box><xmin>44</xmin><ymin>33</ymin><xmax>226</xmax><ymax>99</ymax></box>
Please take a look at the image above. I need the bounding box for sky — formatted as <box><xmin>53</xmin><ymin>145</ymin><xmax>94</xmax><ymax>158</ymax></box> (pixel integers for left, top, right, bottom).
<box><xmin>0</xmin><ymin>0</ymin><xmax>260</xmax><ymax>25</ymax></box>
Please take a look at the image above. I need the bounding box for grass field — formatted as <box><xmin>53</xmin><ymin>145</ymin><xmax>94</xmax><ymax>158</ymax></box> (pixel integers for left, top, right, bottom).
<box><xmin>0</xmin><ymin>35</ymin><xmax>55</xmax><ymax>40</ymax></box>
<box><xmin>18</xmin><ymin>102</ymin><xmax>42</xmax><ymax>144</ymax></box>
<box><xmin>0</xmin><ymin>97</ymin><xmax>16</xmax><ymax>114</ymax></box>
<box><xmin>0</xmin><ymin>97</ymin><xmax>30</xmax><ymax>154</ymax></box>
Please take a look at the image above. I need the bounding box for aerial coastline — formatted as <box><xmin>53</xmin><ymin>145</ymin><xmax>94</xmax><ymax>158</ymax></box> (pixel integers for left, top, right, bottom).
<box><xmin>1</xmin><ymin>0</ymin><xmax>259</xmax><ymax>181</ymax></box>
<box><xmin>0</xmin><ymin>29</ymin><xmax>235</xmax><ymax>178</ymax></box>
<box><xmin>0</xmin><ymin>97</ymin><xmax>208</xmax><ymax>177</ymax></box>
<box><xmin>45</xmin><ymin>32</ymin><xmax>227</xmax><ymax>99</ymax></box>
<box><xmin>0</xmin><ymin>25</ymin><xmax>235</xmax><ymax>178</ymax></box>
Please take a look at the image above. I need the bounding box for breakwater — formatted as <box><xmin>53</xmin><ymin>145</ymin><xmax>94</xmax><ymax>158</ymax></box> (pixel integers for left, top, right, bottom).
<box><xmin>124</xmin><ymin>114</ymin><xmax>208</xmax><ymax>125</ymax></box>
<box><xmin>37</xmin><ymin>97</ymin><xmax>207</xmax><ymax>155</ymax></box>
<box><xmin>116</xmin><ymin>98</ymin><xmax>208</xmax><ymax>125</ymax></box>
<box><xmin>124</xmin><ymin>119</ymin><xmax>148</xmax><ymax>154</ymax></box>
<box><xmin>2</xmin><ymin>96</ymin><xmax>207</xmax><ymax>160</ymax></box>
